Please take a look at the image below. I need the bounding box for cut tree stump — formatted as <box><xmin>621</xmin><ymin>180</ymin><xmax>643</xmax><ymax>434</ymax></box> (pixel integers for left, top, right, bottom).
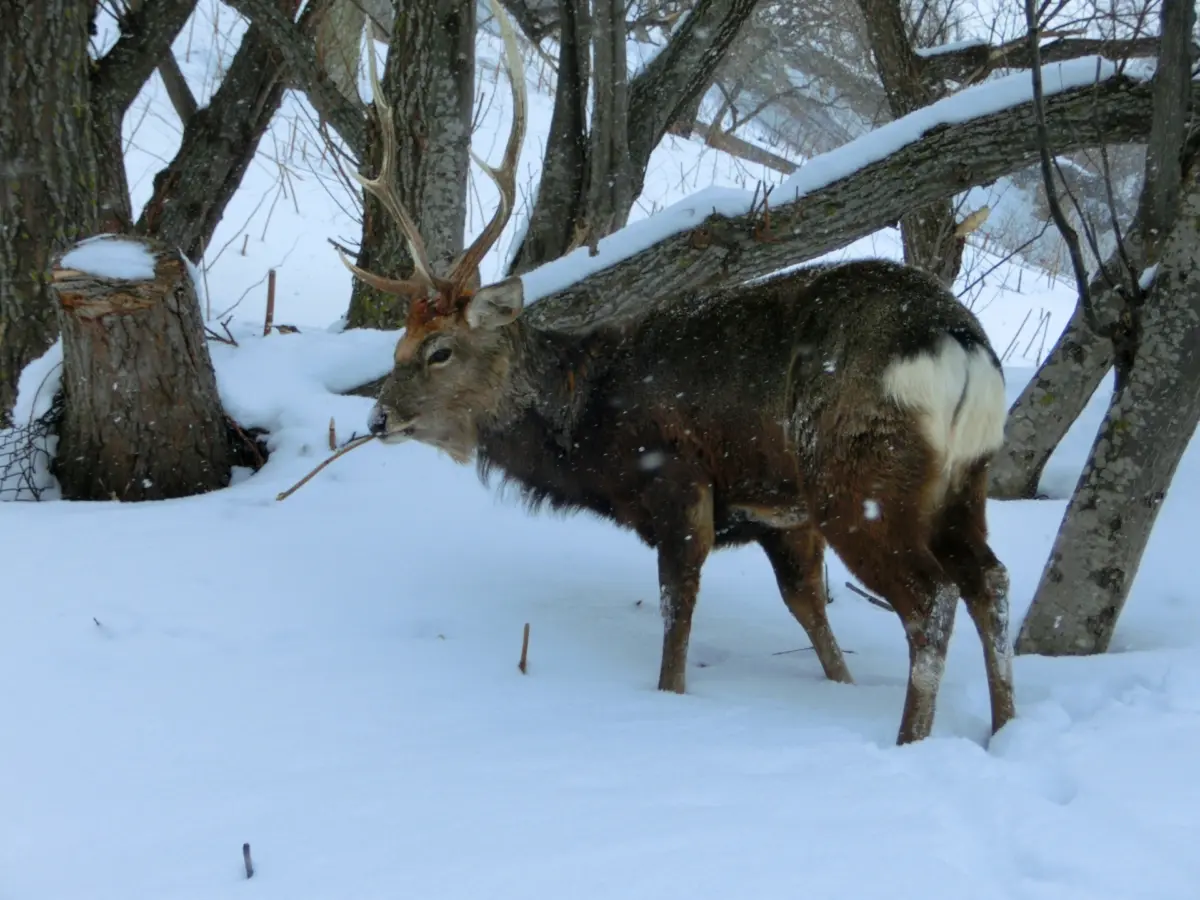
<box><xmin>50</xmin><ymin>235</ymin><xmax>235</xmax><ymax>501</ymax></box>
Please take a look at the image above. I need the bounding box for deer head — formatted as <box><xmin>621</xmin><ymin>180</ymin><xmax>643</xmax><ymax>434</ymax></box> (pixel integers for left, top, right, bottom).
<box><xmin>340</xmin><ymin>0</ymin><xmax>529</xmax><ymax>462</ymax></box>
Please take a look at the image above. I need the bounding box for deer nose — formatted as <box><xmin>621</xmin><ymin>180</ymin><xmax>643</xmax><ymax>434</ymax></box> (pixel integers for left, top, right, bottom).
<box><xmin>367</xmin><ymin>404</ymin><xmax>389</xmax><ymax>435</ymax></box>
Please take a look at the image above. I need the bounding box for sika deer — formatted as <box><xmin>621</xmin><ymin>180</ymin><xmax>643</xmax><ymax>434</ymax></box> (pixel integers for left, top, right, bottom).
<box><xmin>346</xmin><ymin>0</ymin><xmax>1015</xmax><ymax>745</ymax></box>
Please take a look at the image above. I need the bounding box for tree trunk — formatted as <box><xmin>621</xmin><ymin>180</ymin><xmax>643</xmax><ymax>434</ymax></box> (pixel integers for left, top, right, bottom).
<box><xmin>314</xmin><ymin>0</ymin><xmax>394</xmax><ymax>100</ymax></box>
<box><xmin>856</xmin><ymin>0</ymin><xmax>960</xmax><ymax>284</ymax></box>
<box><xmin>345</xmin><ymin>0</ymin><xmax>476</xmax><ymax>330</ymax></box>
<box><xmin>509</xmin><ymin>0</ymin><xmax>758</xmax><ymax>275</ymax></box>
<box><xmin>988</xmin><ymin>14</ymin><xmax>1200</xmax><ymax>501</ymax></box>
<box><xmin>139</xmin><ymin>14</ymin><xmax>295</xmax><ymax>260</ymax></box>
<box><xmin>1013</xmin><ymin>153</ymin><xmax>1200</xmax><ymax>656</ymax></box>
<box><xmin>583</xmin><ymin>0</ymin><xmax>634</xmax><ymax>239</ymax></box>
<box><xmin>987</xmin><ymin>302</ymin><xmax>1112</xmax><ymax>498</ymax></box>
<box><xmin>521</xmin><ymin>73</ymin><xmax>1185</xmax><ymax>333</ymax></box>
<box><xmin>1014</xmin><ymin>0</ymin><xmax>1198</xmax><ymax>652</ymax></box>
<box><xmin>0</xmin><ymin>0</ymin><xmax>98</xmax><ymax>426</ymax></box>
<box><xmin>507</xmin><ymin>0</ymin><xmax>591</xmax><ymax>274</ymax></box>
<box><xmin>51</xmin><ymin>236</ymin><xmax>234</xmax><ymax>501</ymax></box>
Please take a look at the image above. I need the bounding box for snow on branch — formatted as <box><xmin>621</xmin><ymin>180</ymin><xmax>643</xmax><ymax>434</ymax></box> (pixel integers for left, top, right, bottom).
<box><xmin>521</xmin><ymin>59</ymin><xmax>1192</xmax><ymax>331</ymax></box>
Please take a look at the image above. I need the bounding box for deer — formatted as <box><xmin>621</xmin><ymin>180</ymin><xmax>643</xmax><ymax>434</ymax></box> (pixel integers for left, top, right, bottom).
<box><xmin>343</xmin><ymin>0</ymin><xmax>1016</xmax><ymax>746</ymax></box>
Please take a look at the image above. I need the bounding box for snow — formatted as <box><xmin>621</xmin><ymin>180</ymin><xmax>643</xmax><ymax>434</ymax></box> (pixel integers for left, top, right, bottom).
<box><xmin>59</xmin><ymin>234</ymin><xmax>158</xmax><ymax>281</ymax></box>
<box><xmin>4</xmin><ymin>11</ymin><xmax>1199</xmax><ymax>900</ymax></box>
<box><xmin>914</xmin><ymin>37</ymin><xmax>988</xmax><ymax>57</ymax></box>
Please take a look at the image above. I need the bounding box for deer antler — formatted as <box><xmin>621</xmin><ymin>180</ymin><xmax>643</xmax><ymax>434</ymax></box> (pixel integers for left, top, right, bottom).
<box><xmin>339</xmin><ymin>0</ymin><xmax>527</xmax><ymax>309</ymax></box>
<box><xmin>337</xmin><ymin>29</ymin><xmax>452</xmax><ymax>300</ymax></box>
<box><xmin>446</xmin><ymin>0</ymin><xmax>528</xmax><ymax>296</ymax></box>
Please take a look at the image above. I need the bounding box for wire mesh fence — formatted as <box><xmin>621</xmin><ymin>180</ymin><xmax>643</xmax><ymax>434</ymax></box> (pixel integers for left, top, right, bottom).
<box><xmin>0</xmin><ymin>392</ymin><xmax>63</xmax><ymax>501</ymax></box>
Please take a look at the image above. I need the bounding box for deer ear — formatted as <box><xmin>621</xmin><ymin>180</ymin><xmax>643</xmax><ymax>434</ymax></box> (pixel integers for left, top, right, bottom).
<box><xmin>465</xmin><ymin>276</ymin><xmax>525</xmax><ymax>330</ymax></box>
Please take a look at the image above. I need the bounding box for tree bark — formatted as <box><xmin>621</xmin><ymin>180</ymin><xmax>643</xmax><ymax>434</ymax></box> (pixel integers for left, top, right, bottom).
<box><xmin>0</xmin><ymin>0</ymin><xmax>98</xmax><ymax>426</ymax></box>
<box><xmin>509</xmin><ymin>0</ymin><xmax>758</xmax><ymax>275</ymax></box>
<box><xmin>524</xmin><ymin>73</ymin><xmax>1193</xmax><ymax>333</ymax></box>
<box><xmin>989</xmin><ymin>14</ymin><xmax>1199</xmax><ymax>501</ymax></box>
<box><xmin>1013</xmin><ymin>152</ymin><xmax>1200</xmax><ymax>656</ymax></box>
<box><xmin>856</xmin><ymin>0</ymin><xmax>959</xmax><ymax>284</ymax></box>
<box><xmin>345</xmin><ymin>0</ymin><xmax>476</xmax><ymax>329</ymax></box>
<box><xmin>138</xmin><ymin>0</ymin><xmax>308</xmax><ymax>260</ymax></box>
<box><xmin>314</xmin><ymin>0</ymin><xmax>393</xmax><ymax>100</ymax></box>
<box><xmin>222</xmin><ymin>0</ymin><xmax>367</xmax><ymax>156</ymax></box>
<box><xmin>583</xmin><ymin>0</ymin><xmax>634</xmax><ymax>241</ymax></box>
<box><xmin>51</xmin><ymin>237</ymin><xmax>234</xmax><ymax>501</ymax></box>
<box><xmin>506</xmin><ymin>0</ymin><xmax>591</xmax><ymax>274</ymax></box>
<box><xmin>1014</xmin><ymin>0</ymin><xmax>1197</xmax><ymax>655</ymax></box>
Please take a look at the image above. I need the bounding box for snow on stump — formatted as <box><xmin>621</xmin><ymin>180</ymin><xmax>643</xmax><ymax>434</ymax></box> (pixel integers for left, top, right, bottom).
<box><xmin>50</xmin><ymin>235</ymin><xmax>234</xmax><ymax>501</ymax></box>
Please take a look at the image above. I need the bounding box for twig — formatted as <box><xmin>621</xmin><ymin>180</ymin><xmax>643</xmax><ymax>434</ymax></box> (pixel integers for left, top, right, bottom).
<box><xmin>328</xmin><ymin>417</ymin><xmax>337</xmax><ymax>451</ymax></box>
<box><xmin>204</xmin><ymin>325</ymin><xmax>238</xmax><ymax>346</ymax></box>
<box><xmin>844</xmin><ymin>580</ymin><xmax>894</xmax><ymax>612</ymax></box>
<box><xmin>275</xmin><ymin>435</ymin><xmax>376</xmax><ymax>501</ymax></box>
<box><xmin>518</xmin><ymin>622</ymin><xmax>531</xmax><ymax>674</ymax></box>
<box><xmin>243</xmin><ymin>842</ymin><xmax>254</xmax><ymax>879</ymax></box>
<box><xmin>263</xmin><ymin>268</ymin><xmax>277</xmax><ymax>336</ymax></box>
<box><xmin>771</xmin><ymin>645</ymin><xmax>858</xmax><ymax>656</ymax></box>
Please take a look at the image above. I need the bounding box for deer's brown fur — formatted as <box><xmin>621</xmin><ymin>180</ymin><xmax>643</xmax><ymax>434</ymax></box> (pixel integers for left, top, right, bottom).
<box><xmin>344</xmin><ymin>0</ymin><xmax>1013</xmax><ymax>744</ymax></box>
<box><xmin>368</xmin><ymin>260</ymin><xmax>1014</xmax><ymax>745</ymax></box>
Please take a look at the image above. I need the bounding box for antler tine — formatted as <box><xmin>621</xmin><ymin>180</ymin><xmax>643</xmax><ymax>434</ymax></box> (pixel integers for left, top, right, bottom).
<box><xmin>335</xmin><ymin>249</ymin><xmax>432</xmax><ymax>298</ymax></box>
<box><xmin>348</xmin><ymin>35</ymin><xmax>443</xmax><ymax>295</ymax></box>
<box><xmin>448</xmin><ymin>0</ymin><xmax>528</xmax><ymax>294</ymax></box>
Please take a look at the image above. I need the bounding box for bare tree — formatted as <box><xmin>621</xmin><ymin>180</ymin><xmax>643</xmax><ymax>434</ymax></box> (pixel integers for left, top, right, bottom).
<box><xmin>508</xmin><ymin>0</ymin><xmax>760</xmax><ymax>275</ymax></box>
<box><xmin>1015</xmin><ymin>0</ymin><xmax>1198</xmax><ymax>655</ymax></box>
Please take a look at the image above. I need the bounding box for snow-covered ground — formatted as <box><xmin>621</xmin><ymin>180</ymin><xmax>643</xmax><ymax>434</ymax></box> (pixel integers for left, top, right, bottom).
<box><xmin>3</xmin><ymin>5</ymin><xmax>1198</xmax><ymax>899</ymax></box>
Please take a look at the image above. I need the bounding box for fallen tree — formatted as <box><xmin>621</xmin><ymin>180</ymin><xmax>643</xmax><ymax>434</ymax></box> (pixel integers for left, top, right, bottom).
<box><xmin>521</xmin><ymin>69</ymin><xmax>1198</xmax><ymax>332</ymax></box>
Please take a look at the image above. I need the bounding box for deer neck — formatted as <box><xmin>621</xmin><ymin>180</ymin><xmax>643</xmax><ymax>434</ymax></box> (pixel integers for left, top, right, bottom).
<box><xmin>476</xmin><ymin>320</ymin><xmax>606</xmax><ymax>462</ymax></box>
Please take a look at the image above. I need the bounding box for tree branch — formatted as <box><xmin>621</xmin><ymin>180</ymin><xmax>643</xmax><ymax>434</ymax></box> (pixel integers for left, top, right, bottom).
<box><xmin>92</xmin><ymin>0</ymin><xmax>198</xmax><ymax>118</ymax></box>
<box><xmin>497</xmin><ymin>0</ymin><xmax>559</xmax><ymax>42</ymax></box>
<box><xmin>921</xmin><ymin>36</ymin><xmax>1190</xmax><ymax>86</ymax></box>
<box><xmin>1136</xmin><ymin>0</ymin><xmax>1196</xmax><ymax>260</ymax></box>
<box><xmin>525</xmin><ymin>74</ymin><xmax>1200</xmax><ymax>332</ymax></box>
<box><xmin>156</xmin><ymin>51</ymin><xmax>198</xmax><ymax>122</ymax></box>
<box><xmin>221</xmin><ymin>0</ymin><xmax>367</xmax><ymax>157</ymax></box>
<box><xmin>626</xmin><ymin>0</ymin><xmax>758</xmax><ymax>190</ymax></box>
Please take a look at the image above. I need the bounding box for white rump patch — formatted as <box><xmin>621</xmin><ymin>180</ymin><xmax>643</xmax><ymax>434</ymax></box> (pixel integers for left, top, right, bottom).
<box><xmin>882</xmin><ymin>335</ymin><xmax>1007</xmax><ymax>470</ymax></box>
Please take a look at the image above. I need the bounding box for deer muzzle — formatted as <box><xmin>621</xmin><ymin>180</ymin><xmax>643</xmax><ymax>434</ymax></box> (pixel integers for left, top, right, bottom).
<box><xmin>368</xmin><ymin>403</ymin><xmax>416</xmax><ymax>444</ymax></box>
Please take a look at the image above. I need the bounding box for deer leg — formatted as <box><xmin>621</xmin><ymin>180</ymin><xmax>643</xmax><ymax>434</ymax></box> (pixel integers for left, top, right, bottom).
<box><xmin>758</xmin><ymin>527</ymin><xmax>853</xmax><ymax>684</ymax></box>
<box><xmin>653</xmin><ymin>482</ymin><xmax>714</xmax><ymax>694</ymax></box>
<box><xmin>931</xmin><ymin>464</ymin><xmax>1016</xmax><ymax>737</ymax></box>
<box><xmin>811</xmin><ymin>447</ymin><xmax>959</xmax><ymax>744</ymax></box>
<box><xmin>895</xmin><ymin>576</ymin><xmax>959</xmax><ymax>745</ymax></box>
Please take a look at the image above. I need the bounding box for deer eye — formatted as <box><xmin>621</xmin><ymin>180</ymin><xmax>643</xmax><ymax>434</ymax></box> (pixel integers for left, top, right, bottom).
<box><xmin>427</xmin><ymin>346</ymin><xmax>453</xmax><ymax>366</ymax></box>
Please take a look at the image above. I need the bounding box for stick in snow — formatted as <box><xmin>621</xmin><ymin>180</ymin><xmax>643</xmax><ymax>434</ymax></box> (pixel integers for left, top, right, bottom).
<box><xmin>518</xmin><ymin>622</ymin><xmax>530</xmax><ymax>674</ymax></box>
<box><xmin>275</xmin><ymin>434</ymin><xmax>375</xmax><ymax>501</ymax></box>
<box><xmin>243</xmin><ymin>842</ymin><xmax>254</xmax><ymax>879</ymax></box>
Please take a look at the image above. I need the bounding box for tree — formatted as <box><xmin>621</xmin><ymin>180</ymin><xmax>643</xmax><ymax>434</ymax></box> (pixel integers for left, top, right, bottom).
<box><xmin>1014</xmin><ymin>0</ymin><xmax>1198</xmax><ymax>655</ymax></box>
<box><xmin>1</xmin><ymin>0</ymin><xmax>333</xmax><ymax>427</ymax></box>
<box><xmin>0</xmin><ymin>0</ymin><xmax>99</xmax><ymax>426</ymax></box>
<box><xmin>508</xmin><ymin>0</ymin><xmax>761</xmax><ymax>274</ymax></box>
<box><xmin>344</xmin><ymin>0</ymin><xmax>478</xmax><ymax>329</ymax></box>
<box><xmin>51</xmin><ymin>236</ymin><xmax>235</xmax><ymax>500</ymax></box>
<box><xmin>225</xmin><ymin>0</ymin><xmax>761</xmax><ymax>327</ymax></box>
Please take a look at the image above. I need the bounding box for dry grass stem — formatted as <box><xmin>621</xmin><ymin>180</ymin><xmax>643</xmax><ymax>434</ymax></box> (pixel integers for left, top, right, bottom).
<box><xmin>275</xmin><ymin>435</ymin><xmax>375</xmax><ymax>501</ymax></box>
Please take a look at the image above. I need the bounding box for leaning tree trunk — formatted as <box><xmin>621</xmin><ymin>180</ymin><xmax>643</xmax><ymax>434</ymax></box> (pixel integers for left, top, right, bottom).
<box><xmin>0</xmin><ymin>0</ymin><xmax>98</xmax><ymax>426</ymax></box>
<box><xmin>344</xmin><ymin>0</ymin><xmax>476</xmax><ymax>330</ymax></box>
<box><xmin>1014</xmin><ymin>160</ymin><xmax>1200</xmax><ymax>655</ymax></box>
<box><xmin>50</xmin><ymin>236</ymin><xmax>234</xmax><ymax>501</ymax></box>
